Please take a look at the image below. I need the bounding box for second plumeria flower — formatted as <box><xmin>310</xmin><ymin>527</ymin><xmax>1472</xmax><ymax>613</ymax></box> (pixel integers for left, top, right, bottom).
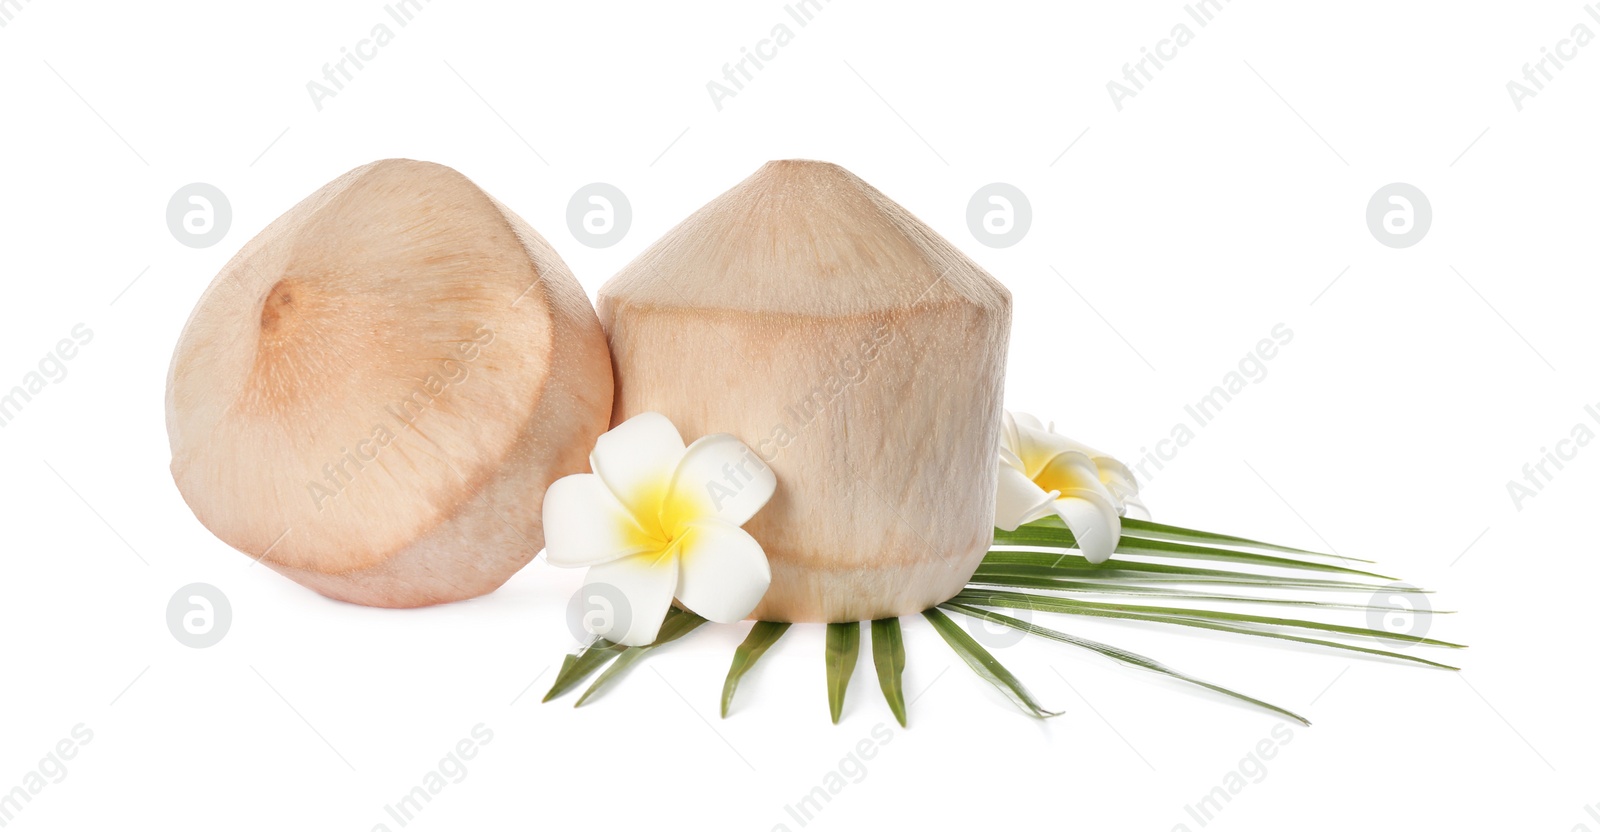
<box><xmin>994</xmin><ymin>410</ymin><xmax>1147</xmax><ymax>564</ymax></box>
<box><xmin>543</xmin><ymin>412</ymin><xmax>777</xmax><ymax>646</ymax></box>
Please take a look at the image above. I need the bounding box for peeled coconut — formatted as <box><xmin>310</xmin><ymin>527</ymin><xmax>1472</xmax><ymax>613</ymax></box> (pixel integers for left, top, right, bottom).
<box><xmin>599</xmin><ymin>159</ymin><xmax>1011</xmax><ymax>623</ymax></box>
<box><xmin>166</xmin><ymin>159</ymin><xmax>613</xmax><ymax>607</ymax></box>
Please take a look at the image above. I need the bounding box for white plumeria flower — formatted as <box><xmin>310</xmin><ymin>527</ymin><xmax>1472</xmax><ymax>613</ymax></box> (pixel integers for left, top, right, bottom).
<box><xmin>994</xmin><ymin>410</ymin><xmax>1148</xmax><ymax>565</ymax></box>
<box><xmin>542</xmin><ymin>412</ymin><xmax>778</xmax><ymax>646</ymax></box>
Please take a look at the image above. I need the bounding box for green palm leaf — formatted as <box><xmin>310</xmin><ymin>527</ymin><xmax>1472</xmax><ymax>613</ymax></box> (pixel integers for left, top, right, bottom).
<box><xmin>543</xmin><ymin>638</ymin><xmax>625</xmax><ymax>703</ymax></box>
<box><xmin>951</xmin><ymin>590</ymin><xmax>1459</xmax><ymax>669</ymax></box>
<box><xmin>965</xmin><ymin>575</ymin><xmax>1448</xmax><ymax>613</ymax></box>
<box><xmin>992</xmin><ymin>525</ymin><xmax>1392</xmax><ymax>579</ymax></box>
<box><xmin>953</xmin><ymin>589</ymin><xmax>1463</xmax><ymax>648</ymax></box>
<box><xmin>976</xmin><ymin>551</ymin><xmax>1423</xmax><ymax>593</ymax></box>
<box><xmin>721</xmin><ymin>621</ymin><xmax>791</xmax><ymax>718</ymax></box>
<box><xmin>1118</xmin><ymin>516</ymin><xmax>1371</xmax><ymax>562</ymax></box>
<box><xmin>572</xmin><ymin>609</ymin><xmax>708</xmax><ymax>707</ymax></box>
<box><xmin>942</xmin><ymin>602</ymin><xmax>1309</xmax><ymax>725</ymax></box>
<box><xmin>538</xmin><ymin>513</ymin><xmax>1457</xmax><ymax>723</ymax></box>
<box><xmin>825</xmin><ymin>622</ymin><xmax>862</xmax><ymax>724</ymax></box>
<box><xmin>1137</xmin><ymin>613</ymin><xmax>1461</xmax><ymax>670</ymax></box>
<box><xmin>923</xmin><ymin>607</ymin><xmax>1061</xmax><ymax>719</ymax></box>
<box><xmin>870</xmin><ymin>618</ymin><xmax>909</xmax><ymax>727</ymax></box>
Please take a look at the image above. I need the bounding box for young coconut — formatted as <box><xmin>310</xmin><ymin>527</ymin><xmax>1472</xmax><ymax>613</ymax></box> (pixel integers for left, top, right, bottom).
<box><xmin>599</xmin><ymin>159</ymin><xmax>1011</xmax><ymax>623</ymax></box>
<box><xmin>166</xmin><ymin>159</ymin><xmax>612</xmax><ymax>607</ymax></box>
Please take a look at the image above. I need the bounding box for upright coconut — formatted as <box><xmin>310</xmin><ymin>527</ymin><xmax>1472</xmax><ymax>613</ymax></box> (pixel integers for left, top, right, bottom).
<box><xmin>599</xmin><ymin>159</ymin><xmax>1011</xmax><ymax>622</ymax></box>
<box><xmin>167</xmin><ymin>159</ymin><xmax>612</xmax><ymax>607</ymax></box>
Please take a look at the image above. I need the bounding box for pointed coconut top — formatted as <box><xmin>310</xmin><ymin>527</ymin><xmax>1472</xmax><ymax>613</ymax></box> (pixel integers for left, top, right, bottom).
<box><xmin>601</xmin><ymin>159</ymin><xmax>1008</xmax><ymax>316</ymax></box>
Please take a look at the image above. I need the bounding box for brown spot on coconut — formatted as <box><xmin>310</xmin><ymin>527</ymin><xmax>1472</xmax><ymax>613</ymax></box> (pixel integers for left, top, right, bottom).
<box><xmin>166</xmin><ymin>159</ymin><xmax>613</xmax><ymax>607</ymax></box>
<box><xmin>599</xmin><ymin>159</ymin><xmax>1011</xmax><ymax>623</ymax></box>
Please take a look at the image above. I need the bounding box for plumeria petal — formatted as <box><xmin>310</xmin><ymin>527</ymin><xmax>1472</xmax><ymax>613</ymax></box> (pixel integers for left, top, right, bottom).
<box><xmin>1097</xmin><ymin>458</ymin><xmax>1140</xmax><ymax>502</ymax></box>
<box><xmin>1053</xmin><ymin>493</ymin><xmax>1122</xmax><ymax>564</ymax></box>
<box><xmin>995</xmin><ymin>463</ymin><xmax>1058</xmax><ymax>531</ymax></box>
<box><xmin>995</xmin><ymin>408</ymin><xmax>1148</xmax><ymax>561</ymax></box>
<box><xmin>1001</xmin><ymin>410</ymin><xmax>1023</xmax><ymax>459</ymax></box>
<box><xmin>1031</xmin><ymin>449</ymin><xmax>1106</xmax><ymax>500</ymax></box>
<box><xmin>544</xmin><ymin>411</ymin><xmax>780</xmax><ymax>645</ymax></box>
<box><xmin>541</xmin><ymin>474</ymin><xmax>654</xmax><ymax>567</ymax></box>
<box><xmin>1012</xmin><ymin>423</ymin><xmax>1071</xmax><ymax>480</ymax></box>
<box><xmin>667</xmin><ymin>433</ymin><xmax>777</xmax><ymax>528</ymax></box>
<box><xmin>1032</xmin><ymin>447</ymin><xmax>1124</xmax><ymax>563</ymax></box>
<box><xmin>1011</xmin><ymin>411</ymin><xmax>1047</xmax><ymax>432</ymax></box>
<box><xmin>582</xmin><ymin>550</ymin><xmax>679</xmax><ymax>647</ymax></box>
<box><xmin>1043</xmin><ymin>431</ymin><xmax>1140</xmax><ymax>500</ymax></box>
<box><xmin>589</xmin><ymin>412</ymin><xmax>686</xmax><ymax>521</ymax></box>
<box><xmin>674</xmin><ymin>520</ymin><xmax>771</xmax><ymax>623</ymax></box>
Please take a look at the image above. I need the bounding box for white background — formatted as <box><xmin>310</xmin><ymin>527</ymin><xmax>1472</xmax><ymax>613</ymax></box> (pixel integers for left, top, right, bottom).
<box><xmin>2</xmin><ymin>1</ymin><xmax>1596</xmax><ymax>829</ymax></box>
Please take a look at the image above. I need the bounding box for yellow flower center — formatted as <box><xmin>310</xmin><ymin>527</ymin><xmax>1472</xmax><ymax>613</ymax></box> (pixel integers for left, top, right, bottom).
<box><xmin>1031</xmin><ymin>466</ymin><xmax>1072</xmax><ymax>496</ymax></box>
<box><xmin>1023</xmin><ymin>449</ymin><xmax>1098</xmax><ymax>497</ymax></box>
<box><xmin>625</xmin><ymin>477</ymin><xmax>710</xmax><ymax>558</ymax></box>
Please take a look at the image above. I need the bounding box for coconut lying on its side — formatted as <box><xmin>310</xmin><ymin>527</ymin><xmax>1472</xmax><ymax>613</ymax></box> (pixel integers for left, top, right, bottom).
<box><xmin>166</xmin><ymin>159</ymin><xmax>612</xmax><ymax>607</ymax></box>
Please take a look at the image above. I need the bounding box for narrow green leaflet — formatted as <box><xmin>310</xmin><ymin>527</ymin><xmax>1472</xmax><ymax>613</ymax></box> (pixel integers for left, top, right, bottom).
<box><xmin>543</xmin><ymin>638</ymin><xmax>625</xmax><ymax>703</ymax></box>
<box><xmin>572</xmin><ymin>609</ymin><xmax>709</xmax><ymax>707</ymax></box>
<box><xmin>953</xmin><ymin>590</ymin><xmax>1463</xmax><ymax>648</ymax></box>
<box><xmin>721</xmin><ymin>621</ymin><xmax>791</xmax><ymax>718</ymax></box>
<box><xmin>870</xmin><ymin>618</ymin><xmax>908</xmax><ymax>727</ymax></box>
<box><xmin>951</xmin><ymin>590</ymin><xmax>1460</xmax><ymax>669</ymax></box>
<box><xmin>1082</xmin><ymin>575</ymin><xmax>1427</xmax><ymax>592</ymax></box>
<box><xmin>1023</xmin><ymin>513</ymin><xmax>1328</xmax><ymax>557</ymax></box>
<box><xmin>1120</xmin><ymin>516</ymin><xmax>1370</xmax><ymax>562</ymax></box>
<box><xmin>1113</xmin><ymin>536</ymin><xmax>1392</xmax><ymax>579</ymax></box>
<box><xmin>942</xmin><ymin>602</ymin><xmax>1309</xmax><ymax>726</ymax></box>
<box><xmin>1134</xmin><ymin>613</ymin><xmax>1462</xmax><ymax>670</ymax></box>
<box><xmin>976</xmin><ymin>553</ymin><xmax>1415</xmax><ymax>593</ymax></box>
<box><xmin>922</xmin><ymin>607</ymin><xmax>1061</xmax><ymax>719</ymax></box>
<box><xmin>992</xmin><ymin>525</ymin><xmax>1393</xmax><ymax>580</ymax></box>
<box><xmin>825</xmin><ymin>622</ymin><xmax>861</xmax><ymax>724</ymax></box>
<box><xmin>963</xmin><ymin>576</ymin><xmax>1447</xmax><ymax>614</ymax></box>
<box><xmin>970</xmin><ymin>570</ymin><xmax>1373</xmax><ymax>595</ymax></box>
